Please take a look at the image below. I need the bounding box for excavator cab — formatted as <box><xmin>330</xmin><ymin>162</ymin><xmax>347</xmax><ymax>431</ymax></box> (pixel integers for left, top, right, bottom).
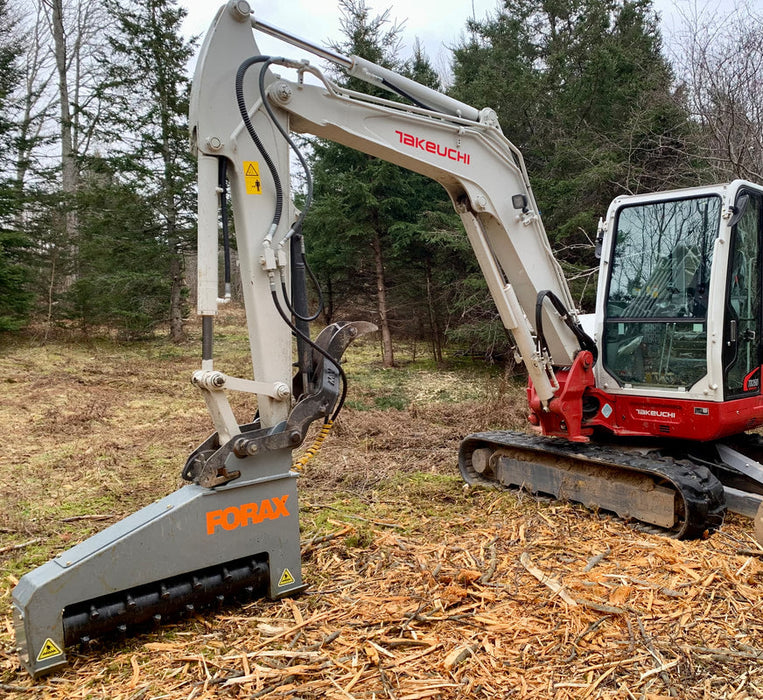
<box><xmin>592</xmin><ymin>181</ymin><xmax>763</xmax><ymax>441</ymax></box>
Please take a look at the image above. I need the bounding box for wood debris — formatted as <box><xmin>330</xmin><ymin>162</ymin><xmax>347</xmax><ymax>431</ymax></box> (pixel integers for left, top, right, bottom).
<box><xmin>2</xmin><ymin>488</ymin><xmax>762</xmax><ymax>699</ymax></box>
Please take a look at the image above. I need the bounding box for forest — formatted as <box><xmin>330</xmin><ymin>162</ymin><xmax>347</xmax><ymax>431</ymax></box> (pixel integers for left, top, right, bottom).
<box><xmin>1</xmin><ymin>0</ymin><xmax>762</xmax><ymax>363</ymax></box>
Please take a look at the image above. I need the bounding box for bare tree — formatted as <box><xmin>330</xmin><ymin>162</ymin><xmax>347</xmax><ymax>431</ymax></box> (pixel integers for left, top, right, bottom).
<box><xmin>12</xmin><ymin>2</ymin><xmax>56</xmax><ymax>198</ymax></box>
<box><xmin>671</xmin><ymin>1</ymin><xmax>763</xmax><ymax>181</ymax></box>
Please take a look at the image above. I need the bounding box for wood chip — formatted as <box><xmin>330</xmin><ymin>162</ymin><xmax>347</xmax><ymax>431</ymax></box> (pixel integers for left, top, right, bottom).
<box><xmin>519</xmin><ymin>552</ymin><xmax>578</xmax><ymax>606</ymax></box>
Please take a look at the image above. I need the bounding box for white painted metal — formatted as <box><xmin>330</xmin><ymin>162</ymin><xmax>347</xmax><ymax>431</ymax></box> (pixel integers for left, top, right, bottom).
<box><xmin>190</xmin><ymin>0</ymin><xmax>591</xmax><ymax>416</ymax></box>
<box><xmin>190</xmin><ymin>1</ymin><xmax>295</xmax><ymax>429</ymax></box>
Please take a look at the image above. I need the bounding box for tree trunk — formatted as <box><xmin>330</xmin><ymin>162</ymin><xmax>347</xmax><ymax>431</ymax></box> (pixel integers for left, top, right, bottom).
<box><xmin>371</xmin><ymin>231</ymin><xmax>394</xmax><ymax>368</ymax></box>
<box><xmin>425</xmin><ymin>262</ymin><xmax>443</xmax><ymax>363</ymax></box>
<box><xmin>168</xmin><ymin>250</ymin><xmax>185</xmax><ymax>342</ymax></box>
<box><xmin>322</xmin><ymin>275</ymin><xmax>334</xmax><ymax>326</ymax></box>
<box><xmin>48</xmin><ymin>0</ymin><xmax>78</xmax><ymax>206</ymax></box>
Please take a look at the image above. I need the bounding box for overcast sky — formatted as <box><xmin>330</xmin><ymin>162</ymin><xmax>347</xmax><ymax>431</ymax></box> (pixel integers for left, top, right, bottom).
<box><xmin>179</xmin><ymin>0</ymin><xmax>500</xmax><ymax>76</ymax></box>
<box><xmin>178</xmin><ymin>0</ymin><xmax>761</xmax><ymax>78</ymax></box>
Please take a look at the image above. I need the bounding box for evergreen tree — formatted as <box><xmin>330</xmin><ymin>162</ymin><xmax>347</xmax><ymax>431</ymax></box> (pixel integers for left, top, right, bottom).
<box><xmin>101</xmin><ymin>0</ymin><xmax>196</xmax><ymax>341</ymax></box>
<box><xmin>451</xmin><ymin>0</ymin><xmax>697</xmax><ymax>307</ymax></box>
<box><xmin>64</xmin><ymin>158</ymin><xmax>171</xmax><ymax>337</ymax></box>
<box><xmin>304</xmin><ymin>0</ymin><xmax>473</xmax><ymax>365</ymax></box>
<box><xmin>0</xmin><ymin>0</ymin><xmax>30</xmax><ymax>331</ymax></box>
<box><xmin>304</xmin><ymin>0</ymin><xmax>410</xmax><ymax>367</ymax></box>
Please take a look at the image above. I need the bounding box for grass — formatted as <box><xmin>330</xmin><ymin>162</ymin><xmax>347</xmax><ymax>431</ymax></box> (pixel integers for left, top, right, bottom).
<box><xmin>4</xmin><ymin>307</ymin><xmax>759</xmax><ymax>698</ymax></box>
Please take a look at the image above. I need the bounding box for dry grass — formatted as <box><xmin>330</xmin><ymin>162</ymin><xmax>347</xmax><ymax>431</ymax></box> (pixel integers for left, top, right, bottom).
<box><xmin>1</xmin><ymin>307</ymin><xmax>762</xmax><ymax>698</ymax></box>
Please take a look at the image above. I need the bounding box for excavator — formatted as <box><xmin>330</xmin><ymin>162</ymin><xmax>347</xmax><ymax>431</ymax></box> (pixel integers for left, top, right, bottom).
<box><xmin>12</xmin><ymin>0</ymin><xmax>763</xmax><ymax>678</ymax></box>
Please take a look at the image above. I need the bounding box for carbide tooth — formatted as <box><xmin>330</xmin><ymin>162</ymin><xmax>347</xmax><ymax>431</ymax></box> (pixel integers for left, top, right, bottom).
<box><xmin>222</xmin><ymin>567</ymin><xmax>232</xmax><ymax>581</ymax></box>
<box><xmin>160</xmin><ymin>584</ymin><xmax>170</xmax><ymax>599</ymax></box>
<box><xmin>192</xmin><ymin>576</ymin><xmax>202</xmax><ymax>590</ymax></box>
<box><xmin>216</xmin><ymin>595</ymin><xmax>225</xmax><ymax>606</ymax></box>
<box><xmin>80</xmin><ymin>636</ymin><xmax>91</xmax><ymax>645</ymax></box>
<box><xmin>153</xmin><ymin>614</ymin><xmax>162</xmax><ymax>625</ymax></box>
<box><xmin>126</xmin><ymin>594</ymin><xmax>136</xmax><ymax>610</ymax></box>
<box><xmin>185</xmin><ymin>604</ymin><xmax>195</xmax><ymax>613</ymax></box>
<box><xmin>89</xmin><ymin>605</ymin><xmax>100</xmax><ymax>620</ymax></box>
<box><xmin>117</xmin><ymin>624</ymin><xmax>127</xmax><ymax>635</ymax></box>
<box><xmin>244</xmin><ymin>585</ymin><xmax>254</xmax><ymax>597</ymax></box>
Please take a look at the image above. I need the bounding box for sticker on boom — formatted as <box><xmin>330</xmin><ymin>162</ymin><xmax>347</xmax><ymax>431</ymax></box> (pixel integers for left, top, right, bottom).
<box><xmin>394</xmin><ymin>130</ymin><xmax>471</xmax><ymax>165</ymax></box>
<box><xmin>243</xmin><ymin>161</ymin><xmax>262</xmax><ymax>194</ymax></box>
<box><xmin>206</xmin><ymin>495</ymin><xmax>290</xmax><ymax>535</ymax></box>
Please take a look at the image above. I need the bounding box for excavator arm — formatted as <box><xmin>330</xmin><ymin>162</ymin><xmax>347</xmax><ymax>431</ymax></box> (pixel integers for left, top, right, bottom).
<box><xmin>189</xmin><ymin>0</ymin><xmax>595</xmax><ymax>435</ymax></box>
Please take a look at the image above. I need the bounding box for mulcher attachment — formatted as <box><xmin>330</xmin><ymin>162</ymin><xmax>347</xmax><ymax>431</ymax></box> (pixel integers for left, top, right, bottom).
<box><xmin>13</xmin><ymin>320</ymin><xmax>374</xmax><ymax>678</ymax></box>
<box><xmin>12</xmin><ymin>447</ymin><xmax>304</xmax><ymax>678</ymax></box>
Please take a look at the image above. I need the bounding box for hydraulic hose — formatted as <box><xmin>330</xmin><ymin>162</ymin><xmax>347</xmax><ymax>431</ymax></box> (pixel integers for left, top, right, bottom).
<box><xmin>235</xmin><ymin>56</ymin><xmax>284</xmax><ymax>232</ymax></box>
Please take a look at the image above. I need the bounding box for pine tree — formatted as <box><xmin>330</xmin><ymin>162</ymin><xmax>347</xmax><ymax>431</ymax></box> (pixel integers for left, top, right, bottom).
<box><xmin>304</xmin><ymin>0</ymin><xmax>472</xmax><ymax>365</ymax></box>
<box><xmin>451</xmin><ymin>0</ymin><xmax>697</xmax><ymax>307</ymax></box>
<box><xmin>0</xmin><ymin>0</ymin><xmax>30</xmax><ymax>331</ymax></box>
<box><xmin>64</xmin><ymin>157</ymin><xmax>171</xmax><ymax>337</ymax></box>
<box><xmin>101</xmin><ymin>0</ymin><xmax>196</xmax><ymax>341</ymax></box>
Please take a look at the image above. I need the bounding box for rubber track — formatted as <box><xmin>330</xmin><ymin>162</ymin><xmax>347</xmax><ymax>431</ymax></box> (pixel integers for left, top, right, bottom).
<box><xmin>459</xmin><ymin>431</ymin><xmax>726</xmax><ymax>539</ymax></box>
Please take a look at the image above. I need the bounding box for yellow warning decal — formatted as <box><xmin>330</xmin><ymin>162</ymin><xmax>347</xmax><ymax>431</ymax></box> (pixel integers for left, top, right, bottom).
<box><xmin>278</xmin><ymin>568</ymin><xmax>296</xmax><ymax>587</ymax></box>
<box><xmin>36</xmin><ymin>638</ymin><xmax>63</xmax><ymax>662</ymax></box>
<box><xmin>243</xmin><ymin>161</ymin><xmax>262</xmax><ymax>195</ymax></box>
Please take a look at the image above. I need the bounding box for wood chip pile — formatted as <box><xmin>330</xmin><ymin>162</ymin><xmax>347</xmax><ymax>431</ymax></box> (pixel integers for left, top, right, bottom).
<box><xmin>3</xmin><ymin>485</ymin><xmax>762</xmax><ymax>699</ymax></box>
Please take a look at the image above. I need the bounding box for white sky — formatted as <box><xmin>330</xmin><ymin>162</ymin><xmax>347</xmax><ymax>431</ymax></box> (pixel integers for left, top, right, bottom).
<box><xmin>179</xmin><ymin>1</ymin><xmax>763</xmax><ymax>79</ymax></box>
<box><xmin>180</xmin><ymin>0</ymin><xmax>501</xmax><ymax>77</ymax></box>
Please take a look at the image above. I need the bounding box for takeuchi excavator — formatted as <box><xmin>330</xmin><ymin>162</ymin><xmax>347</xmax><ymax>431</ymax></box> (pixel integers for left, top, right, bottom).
<box><xmin>13</xmin><ymin>0</ymin><xmax>763</xmax><ymax>678</ymax></box>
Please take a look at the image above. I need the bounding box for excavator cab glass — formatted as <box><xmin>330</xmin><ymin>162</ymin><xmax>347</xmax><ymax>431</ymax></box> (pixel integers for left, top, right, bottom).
<box><xmin>723</xmin><ymin>190</ymin><xmax>762</xmax><ymax>398</ymax></box>
<box><xmin>603</xmin><ymin>195</ymin><xmax>721</xmax><ymax>389</ymax></box>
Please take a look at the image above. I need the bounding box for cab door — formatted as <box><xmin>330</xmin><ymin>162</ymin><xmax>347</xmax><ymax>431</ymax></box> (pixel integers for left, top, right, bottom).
<box><xmin>724</xmin><ymin>191</ymin><xmax>762</xmax><ymax>398</ymax></box>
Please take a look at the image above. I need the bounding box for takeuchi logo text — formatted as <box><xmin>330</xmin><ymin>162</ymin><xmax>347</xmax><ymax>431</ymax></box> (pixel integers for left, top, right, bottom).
<box><xmin>394</xmin><ymin>130</ymin><xmax>471</xmax><ymax>165</ymax></box>
<box><xmin>635</xmin><ymin>408</ymin><xmax>676</xmax><ymax>419</ymax></box>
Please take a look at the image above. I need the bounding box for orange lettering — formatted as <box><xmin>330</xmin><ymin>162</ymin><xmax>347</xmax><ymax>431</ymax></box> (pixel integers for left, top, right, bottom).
<box><xmin>240</xmin><ymin>501</ymin><xmax>259</xmax><ymax>526</ymax></box>
<box><xmin>206</xmin><ymin>509</ymin><xmax>223</xmax><ymax>535</ymax></box>
<box><xmin>259</xmin><ymin>499</ymin><xmax>275</xmax><ymax>521</ymax></box>
<box><xmin>221</xmin><ymin>506</ymin><xmax>239</xmax><ymax>530</ymax></box>
<box><xmin>272</xmin><ymin>495</ymin><xmax>290</xmax><ymax>518</ymax></box>
<box><xmin>206</xmin><ymin>495</ymin><xmax>291</xmax><ymax>534</ymax></box>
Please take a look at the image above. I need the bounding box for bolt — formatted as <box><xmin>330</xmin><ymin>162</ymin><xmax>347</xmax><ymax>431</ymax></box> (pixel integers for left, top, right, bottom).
<box><xmin>474</xmin><ymin>194</ymin><xmax>488</xmax><ymax>211</ymax></box>
<box><xmin>289</xmin><ymin>431</ymin><xmax>302</xmax><ymax>445</ymax></box>
<box><xmin>275</xmin><ymin>82</ymin><xmax>292</xmax><ymax>103</ymax></box>
<box><xmin>234</xmin><ymin>438</ymin><xmax>258</xmax><ymax>456</ymax></box>
<box><xmin>274</xmin><ymin>382</ymin><xmax>291</xmax><ymax>400</ymax></box>
<box><xmin>206</xmin><ymin>136</ymin><xmax>222</xmax><ymax>151</ymax></box>
<box><xmin>230</xmin><ymin>0</ymin><xmax>251</xmax><ymax>22</ymax></box>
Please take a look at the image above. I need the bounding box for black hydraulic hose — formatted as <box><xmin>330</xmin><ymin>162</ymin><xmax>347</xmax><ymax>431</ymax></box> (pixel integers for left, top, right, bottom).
<box><xmin>535</xmin><ymin>290</ymin><xmax>598</xmax><ymax>362</ymax></box>
<box><xmin>380</xmin><ymin>78</ymin><xmax>431</xmax><ymax>111</ymax></box>
<box><xmin>237</xmin><ymin>55</ymin><xmax>341</xmax><ymax>416</ymax></box>
<box><xmin>270</xmin><ymin>288</ymin><xmax>348</xmax><ymax>421</ymax></box>
<box><xmin>239</xmin><ymin>55</ymin><xmax>321</xmax><ymax>317</ymax></box>
<box><xmin>281</xmin><ymin>278</ymin><xmax>322</xmax><ymax>322</ymax></box>
<box><xmin>235</xmin><ymin>56</ymin><xmax>284</xmax><ymax>229</ymax></box>
<box><xmin>256</xmin><ymin>58</ymin><xmax>314</xmax><ymax>236</ymax></box>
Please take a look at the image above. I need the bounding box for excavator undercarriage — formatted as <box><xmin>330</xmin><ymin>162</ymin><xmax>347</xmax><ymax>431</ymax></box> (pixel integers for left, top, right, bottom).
<box><xmin>460</xmin><ymin>430</ymin><xmax>763</xmax><ymax>539</ymax></box>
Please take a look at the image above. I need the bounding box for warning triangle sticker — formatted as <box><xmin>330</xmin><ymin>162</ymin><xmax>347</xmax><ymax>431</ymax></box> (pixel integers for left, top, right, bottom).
<box><xmin>37</xmin><ymin>638</ymin><xmax>63</xmax><ymax>662</ymax></box>
<box><xmin>278</xmin><ymin>568</ymin><xmax>296</xmax><ymax>587</ymax></box>
<box><xmin>245</xmin><ymin>163</ymin><xmax>259</xmax><ymax>176</ymax></box>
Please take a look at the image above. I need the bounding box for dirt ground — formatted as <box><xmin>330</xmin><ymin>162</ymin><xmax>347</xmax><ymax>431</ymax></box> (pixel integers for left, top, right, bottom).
<box><xmin>1</xmin><ymin>312</ymin><xmax>762</xmax><ymax>699</ymax></box>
